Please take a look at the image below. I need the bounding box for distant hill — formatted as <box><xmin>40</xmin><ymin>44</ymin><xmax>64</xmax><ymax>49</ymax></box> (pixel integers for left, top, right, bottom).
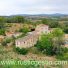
<box><xmin>10</xmin><ymin>13</ymin><xmax>68</xmax><ymax>17</ymax></box>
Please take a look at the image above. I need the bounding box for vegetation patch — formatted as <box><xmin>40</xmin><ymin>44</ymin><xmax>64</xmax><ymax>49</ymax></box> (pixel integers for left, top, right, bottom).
<box><xmin>35</xmin><ymin>28</ymin><xmax>65</xmax><ymax>56</ymax></box>
<box><xmin>15</xmin><ymin>47</ymin><xmax>28</xmax><ymax>55</ymax></box>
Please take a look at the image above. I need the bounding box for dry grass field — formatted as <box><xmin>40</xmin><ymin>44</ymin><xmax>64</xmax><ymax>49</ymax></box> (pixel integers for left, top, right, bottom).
<box><xmin>0</xmin><ymin>45</ymin><xmax>68</xmax><ymax>68</ymax></box>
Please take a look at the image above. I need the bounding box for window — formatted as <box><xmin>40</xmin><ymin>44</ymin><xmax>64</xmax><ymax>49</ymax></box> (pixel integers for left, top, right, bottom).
<box><xmin>24</xmin><ymin>42</ymin><xmax>25</xmax><ymax>44</ymax></box>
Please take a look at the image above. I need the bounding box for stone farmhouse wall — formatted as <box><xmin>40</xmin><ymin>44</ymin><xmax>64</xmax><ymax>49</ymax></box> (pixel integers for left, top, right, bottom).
<box><xmin>15</xmin><ymin>24</ymin><xmax>49</xmax><ymax>48</ymax></box>
<box><xmin>35</xmin><ymin>24</ymin><xmax>50</xmax><ymax>34</ymax></box>
<box><xmin>15</xmin><ymin>32</ymin><xmax>39</xmax><ymax>48</ymax></box>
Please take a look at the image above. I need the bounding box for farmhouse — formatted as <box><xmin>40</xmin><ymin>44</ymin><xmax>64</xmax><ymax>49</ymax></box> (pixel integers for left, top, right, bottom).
<box><xmin>15</xmin><ymin>24</ymin><xmax>50</xmax><ymax>48</ymax></box>
<box><xmin>35</xmin><ymin>24</ymin><xmax>50</xmax><ymax>34</ymax></box>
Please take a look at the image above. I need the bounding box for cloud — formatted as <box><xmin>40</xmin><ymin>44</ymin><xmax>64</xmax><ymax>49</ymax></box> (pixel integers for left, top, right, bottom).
<box><xmin>0</xmin><ymin>0</ymin><xmax>68</xmax><ymax>15</ymax></box>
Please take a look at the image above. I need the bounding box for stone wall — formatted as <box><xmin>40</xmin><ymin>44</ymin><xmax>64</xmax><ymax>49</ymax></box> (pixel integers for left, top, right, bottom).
<box><xmin>15</xmin><ymin>24</ymin><xmax>49</xmax><ymax>48</ymax></box>
<box><xmin>15</xmin><ymin>33</ymin><xmax>39</xmax><ymax>48</ymax></box>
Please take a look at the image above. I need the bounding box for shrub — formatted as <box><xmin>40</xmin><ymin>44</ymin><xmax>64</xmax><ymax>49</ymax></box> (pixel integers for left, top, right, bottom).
<box><xmin>1</xmin><ymin>38</ymin><xmax>13</xmax><ymax>46</ymax></box>
<box><xmin>35</xmin><ymin>32</ymin><xmax>65</xmax><ymax>56</ymax></box>
<box><xmin>0</xmin><ymin>29</ymin><xmax>5</xmax><ymax>35</ymax></box>
<box><xmin>19</xmin><ymin>27</ymin><xmax>30</xmax><ymax>34</ymax></box>
<box><xmin>64</xmin><ymin>27</ymin><xmax>68</xmax><ymax>34</ymax></box>
<box><xmin>1</xmin><ymin>41</ymin><xmax>7</xmax><ymax>46</ymax></box>
<box><xmin>5</xmin><ymin>38</ymin><xmax>12</xmax><ymax>43</ymax></box>
<box><xmin>15</xmin><ymin>47</ymin><xmax>28</xmax><ymax>55</ymax></box>
<box><xmin>56</xmin><ymin>53</ymin><xmax>68</xmax><ymax>60</ymax></box>
<box><xmin>63</xmin><ymin>47</ymin><xmax>68</xmax><ymax>53</ymax></box>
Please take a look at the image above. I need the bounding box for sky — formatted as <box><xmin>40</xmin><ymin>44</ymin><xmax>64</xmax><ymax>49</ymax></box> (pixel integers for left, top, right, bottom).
<box><xmin>0</xmin><ymin>0</ymin><xmax>68</xmax><ymax>15</ymax></box>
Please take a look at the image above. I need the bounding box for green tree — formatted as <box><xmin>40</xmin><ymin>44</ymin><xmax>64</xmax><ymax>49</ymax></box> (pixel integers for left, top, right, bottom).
<box><xmin>35</xmin><ymin>28</ymin><xmax>64</xmax><ymax>56</ymax></box>
<box><xmin>0</xmin><ymin>17</ymin><xmax>6</xmax><ymax>35</ymax></box>
<box><xmin>19</xmin><ymin>27</ymin><xmax>30</xmax><ymax>34</ymax></box>
<box><xmin>0</xmin><ymin>29</ymin><xmax>5</xmax><ymax>35</ymax></box>
<box><xmin>0</xmin><ymin>16</ymin><xmax>6</xmax><ymax>23</ymax></box>
<box><xmin>42</xmin><ymin>18</ymin><xmax>49</xmax><ymax>25</ymax></box>
<box><xmin>49</xmin><ymin>21</ymin><xmax>59</xmax><ymax>28</ymax></box>
<box><xmin>6</xmin><ymin>16</ymin><xmax>25</xmax><ymax>23</ymax></box>
<box><xmin>42</xmin><ymin>18</ymin><xmax>59</xmax><ymax>28</ymax></box>
<box><xmin>52</xmin><ymin>28</ymin><xmax>64</xmax><ymax>37</ymax></box>
<box><xmin>64</xmin><ymin>27</ymin><xmax>68</xmax><ymax>33</ymax></box>
<box><xmin>51</xmin><ymin>28</ymin><xmax>64</xmax><ymax>55</ymax></box>
<box><xmin>35</xmin><ymin>34</ymin><xmax>55</xmax><ymax>55</ymax></box>
<box><xmin>13</xmin><ymin>16</ymin><xmax>25</xmax><ymax>23</ymax></box>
